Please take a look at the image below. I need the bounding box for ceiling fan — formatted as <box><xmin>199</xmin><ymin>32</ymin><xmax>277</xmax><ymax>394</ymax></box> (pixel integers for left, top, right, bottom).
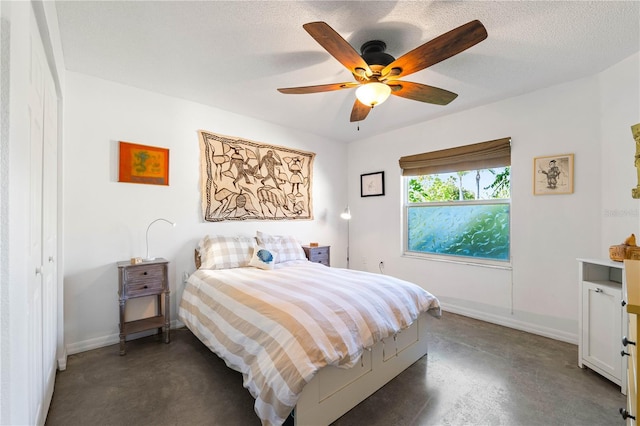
<box><xmin>277</xmin><ymin>20</ymin><xmax>488</xmax><ymax>122</ymax></box>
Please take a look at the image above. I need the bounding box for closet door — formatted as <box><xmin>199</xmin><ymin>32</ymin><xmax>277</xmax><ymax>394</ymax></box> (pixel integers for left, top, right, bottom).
<box><xmin>27</xmin><ymin>10</ymin><xmax>45</xmax><ymax>424</ymax></box>
<box><xmin>41</xmin><ymin>53</ymin><xmax>58</xmax><ymax>415</ymax></box>
<box><xmin>27</xmin><ymin>9</ymin><xmax>58</xmax><ymax>424</ymax></box>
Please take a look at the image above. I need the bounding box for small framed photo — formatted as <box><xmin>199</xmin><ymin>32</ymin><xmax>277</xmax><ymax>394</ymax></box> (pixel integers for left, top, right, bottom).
<box><xmin>533</xmin><ymin>154</ymin><xmax>573</xmax><ymax>195</ymax></box>
<box><xmin>361</xmin><ymin>171</ymin><xmax>385</xmax><ymax>197</ymax></box>
<box><xmin>118</xmin><ymin>141</ymin><xmax>170</xmax><ymax>186</ymax></box>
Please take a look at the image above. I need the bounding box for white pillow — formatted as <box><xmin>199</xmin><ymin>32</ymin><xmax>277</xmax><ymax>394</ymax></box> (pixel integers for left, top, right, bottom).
<box><xmin>249</xmin><ymin>246</ymin><xmax>278</xmax><ymax>270</ymax></box>
<box><xmin>198</xmin><ymin>235</ymin><xmax>255</xmax><ymax>270</ymax></box>
<box><xmin>255</xmin><ymin>231</ymin><xmax>306</xmax><ymax>263</ymax></box>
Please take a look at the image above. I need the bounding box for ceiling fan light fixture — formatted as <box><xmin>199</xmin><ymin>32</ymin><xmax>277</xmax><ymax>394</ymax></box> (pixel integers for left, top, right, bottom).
<box><xmin>355</xmin><ymin>82</ymin><xmax>391</xmax><ymax>107</ymax></box>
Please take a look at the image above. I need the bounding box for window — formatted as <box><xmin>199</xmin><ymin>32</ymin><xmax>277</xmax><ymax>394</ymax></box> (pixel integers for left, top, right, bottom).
<box><xmin>400</xmin><ymin>138</ymin><xmax>511</xmax><ymax>264</ymax></box>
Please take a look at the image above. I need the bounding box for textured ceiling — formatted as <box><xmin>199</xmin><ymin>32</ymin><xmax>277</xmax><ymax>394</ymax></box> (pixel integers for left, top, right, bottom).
<box><xmin>55</xmin><ymin>1</ymin><xmax>640</xmax><ymax>143</ymax></box>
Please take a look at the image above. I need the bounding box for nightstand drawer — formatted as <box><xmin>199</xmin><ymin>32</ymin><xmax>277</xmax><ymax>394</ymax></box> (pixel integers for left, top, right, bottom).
<box><xmin>124</xmin><ymin>264</ymin><xmax>165</xmax><ymax>284</ymax></box>
<box><xmin>309</xmin><ymin>247</ymin><xmax>329</xmax><ymax>260</ymax></box>
<box><xmin>126</xmin><ymin>279</ymin><xmax>164</xmax><ymax>298</ymax></box>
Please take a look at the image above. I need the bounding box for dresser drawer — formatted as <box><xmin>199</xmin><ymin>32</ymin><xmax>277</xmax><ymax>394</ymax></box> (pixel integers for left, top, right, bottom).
<box><xmin>628</xmin><ymin>312</ymin><xmax>638</xmax><ymax>425</ymax></box>
<box><xmin>625</xmin><ymin>259</ymin><xmax>640</xmax><ymax>424</ymax></box>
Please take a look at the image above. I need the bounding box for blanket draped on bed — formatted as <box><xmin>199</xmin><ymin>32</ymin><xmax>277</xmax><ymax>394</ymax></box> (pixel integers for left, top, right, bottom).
<box><xmin>178</xmin><ymin>261</ymin><xmax>440</xmax><ymax>425</ymax></box>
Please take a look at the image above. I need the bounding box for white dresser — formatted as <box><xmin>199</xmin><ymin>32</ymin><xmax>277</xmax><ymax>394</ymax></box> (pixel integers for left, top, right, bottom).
<box><xmin>622</xmin><ymin>259</ymin><xmax>640</xmax><ymax>424</ymax></box>
<box><xmin>578</xmin><ymin>258</ymin><xmax>627</xmax><ymax>395</ymax></box>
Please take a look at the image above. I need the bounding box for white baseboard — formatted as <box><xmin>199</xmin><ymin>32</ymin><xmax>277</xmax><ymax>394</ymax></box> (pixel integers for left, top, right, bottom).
<box><xmin>439</xmin><ymin>302</ymin><xmax>578</xmax><ymax>345</ymax></box>
<box><xmin>64</xmin><ymin>310</ymin><xmax>577</xmax><ymax>358</ymax></box>
<box><xmin>57</xmin><ymin>347</ymin><xmax>68</xmax><ymax>371</ymax></box>
<box><xmin>64</xmin><ymin>320</ymin><xmax>184</xmax><ymax>356</ymax></box>
<box><xmin>66</xmin><ymin>333</ymin><xmax>120</xmax><ymax>356</ymax></box>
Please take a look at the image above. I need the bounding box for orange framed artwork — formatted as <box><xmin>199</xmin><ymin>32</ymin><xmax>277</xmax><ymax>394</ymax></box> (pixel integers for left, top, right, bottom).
<box><xmin>118</xmin><ymin>141</ymin><xmax>169</xmax><ymax>186</ymax></box>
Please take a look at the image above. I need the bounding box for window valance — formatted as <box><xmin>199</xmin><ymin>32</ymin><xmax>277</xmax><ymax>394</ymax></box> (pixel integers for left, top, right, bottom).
<box><xmin>399</xmin><ymin>137</ymin><xmax>511</xmax><ymax>176</ymax></box>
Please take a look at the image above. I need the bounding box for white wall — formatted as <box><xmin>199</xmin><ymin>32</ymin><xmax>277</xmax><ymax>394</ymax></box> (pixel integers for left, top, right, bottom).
<box><xmin>346</xmin><ymin>52</ymin><xmax>640</xmax><ymax>343</ymax></box>
<box><xmin>63</xmin><ymin>72</ymin><xmax>348</xmax><ymax>353</ymax></box>
<box><xmin>599</xmin><ymin>53</ymin><xmax>640</xmax><ymax>251</ymax></box>
<box><xmin>62</xmin><ymin>52</ymin><xmax>639</xmax><ymax>352</ymax></box>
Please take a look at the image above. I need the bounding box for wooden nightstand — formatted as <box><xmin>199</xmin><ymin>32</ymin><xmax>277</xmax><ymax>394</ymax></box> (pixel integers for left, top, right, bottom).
<box><xmin>302</xmin><ymin>245</ymin><xmax>330</xmax><ymax>266</ymax></box>
<box><xmin>117</xmin><ymin>258</ymin><xmax>170</xmax><ymax>355</ymax></box>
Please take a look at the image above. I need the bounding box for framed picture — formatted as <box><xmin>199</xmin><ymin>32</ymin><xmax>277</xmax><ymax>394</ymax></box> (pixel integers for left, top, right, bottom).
<box><xmin>361</xmin><ymin>171</ymin><xmax>385</xmax><ymax>197</ymax></box>
<box><xmin>533</xmin><ymin>153</ymin><xmax>573</xmax><ymax>195</ymax></box>
<box><xmin>118</xmin><ymin>141</ymin><xmax>169</xmax><ymax>186</ymax></box>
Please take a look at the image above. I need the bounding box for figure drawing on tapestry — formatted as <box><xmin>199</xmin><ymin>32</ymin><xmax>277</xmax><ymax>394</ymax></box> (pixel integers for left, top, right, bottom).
<box><xmin>198</xmin><ymin>130</ymin><xmax>315</xmax><ymax>221</ymax></box>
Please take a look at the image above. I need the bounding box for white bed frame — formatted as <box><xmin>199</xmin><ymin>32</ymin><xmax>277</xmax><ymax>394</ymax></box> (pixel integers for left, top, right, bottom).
<box><xmin>293</xmin><ymin>311</ymin><xmax>431</xmax><ymax>425</ymax></box>
<box><xmin>192</xmin><ymin>250</ymin><xmax>432</xmax><ymax>425</ymax></box>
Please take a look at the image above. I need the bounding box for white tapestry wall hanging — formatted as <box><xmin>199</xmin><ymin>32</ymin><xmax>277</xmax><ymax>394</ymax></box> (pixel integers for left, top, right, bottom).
<box><xmin>198</xmin><ymin>130</ymin><xmax>315</xmax><ymax>222</ymax></box>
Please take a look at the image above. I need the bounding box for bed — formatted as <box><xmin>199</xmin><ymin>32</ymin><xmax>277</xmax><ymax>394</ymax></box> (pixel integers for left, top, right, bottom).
<box><xmin>178</xmin><ymin>234</ymin><xmax>441</xmax><ymax>425</ymax></box>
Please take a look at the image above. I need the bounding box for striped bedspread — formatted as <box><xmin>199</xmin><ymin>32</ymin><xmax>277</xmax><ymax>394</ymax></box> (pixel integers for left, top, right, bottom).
<box><xmin>178</xmin><ymin>260</ymin><xmax>440</xmax><ymax>425</ymax></box>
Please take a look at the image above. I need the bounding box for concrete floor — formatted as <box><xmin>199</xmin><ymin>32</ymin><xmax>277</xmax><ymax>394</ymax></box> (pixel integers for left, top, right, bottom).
<box><xmin>46</xmin><ymin>312</ymin><xmax>625</xmax><ymax>426</ymax></box>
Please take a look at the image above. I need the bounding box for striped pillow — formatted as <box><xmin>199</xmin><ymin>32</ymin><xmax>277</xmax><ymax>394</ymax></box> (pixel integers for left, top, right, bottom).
<box><xmin>198</xmin><ymin>235</ymin><xmax>256</xmax><ymax>270</ymax></box>
<box><xmin>255</xmin><ymin>231</ymin><xmax>306</xmax><ymax>263</ymax></box>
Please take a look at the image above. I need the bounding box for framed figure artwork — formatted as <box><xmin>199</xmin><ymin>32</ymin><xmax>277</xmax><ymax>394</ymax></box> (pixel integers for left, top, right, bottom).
<box><xmin>533</xmin><ymin>153</ymin><xmax>573</xmax><ymax>195</ymax></box>
<box><xmin>361</xmin><ymin>171</ymin><xmax>385</xmax><ymax>197</ymax></box>
<box><xmin>118</xmin><ymin>141</ymin><xmax>170</xmax><ymax>186</ymax></box>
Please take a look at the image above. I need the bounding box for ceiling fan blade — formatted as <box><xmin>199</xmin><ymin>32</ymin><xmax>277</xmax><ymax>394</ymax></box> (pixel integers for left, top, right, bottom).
<box><xmin>278</xmin><ymin>82</ymin><xmax>358</xmax><ymax>94</ymax></box>
<box><xmin>303</xmin><ymin>22</ymin><xmax>372</xmax><ymax>77</ymax></box>
<box><xmin>382</xmin><ymin>20</ymin><xmax>487</xmax><ymax>79</ymax></box>
<box><xmin>350</xmin><ymin>99</ymin><xmax>372</xmax><ymax>122</ymax></box>
<box><xmin>388</xmin><ymin>81</ymin><xmax>458</xmax><ymax>105</ymax></box>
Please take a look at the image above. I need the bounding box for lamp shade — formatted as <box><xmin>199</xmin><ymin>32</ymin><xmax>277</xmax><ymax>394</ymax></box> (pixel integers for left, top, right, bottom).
<box><xmin>340</xmin><ymin>206</ymin><xmax>351</xmax><ymax>220</ymax></box>
<box><xmin>355</xmin><ymin>82</ymin><xmax>391</xmax><ymax>107</ymax></box>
